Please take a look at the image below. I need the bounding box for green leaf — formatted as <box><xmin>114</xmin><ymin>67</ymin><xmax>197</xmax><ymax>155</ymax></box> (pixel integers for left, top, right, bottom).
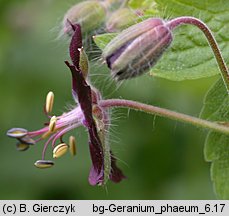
<box><xmin>200</xmin><ymin>78</ymin><xmax>229</xmax><ymax>199</ymax></box>
<box><xmin>200</xmin><ymin>78</ymin><xmax>228</xmax><ymax>120</ymax></box>
<box><xmin>128</xmin><ymin>0</ymin><xmax>155</xmax><ymax>9</ymax></box>
<box><xmin>93</xmin><ymin>33</ymin><xmax>118</xmax><ymax>50</ymax></box>
<box><xmin>128</xmin><ymin>0</ymin><xmax>143</xmax><ymax>9</ymax></box>
<box><xmin>150</xmin><ymin>0</ymin><xmax>229</xmax><ymax>80</ymax></box>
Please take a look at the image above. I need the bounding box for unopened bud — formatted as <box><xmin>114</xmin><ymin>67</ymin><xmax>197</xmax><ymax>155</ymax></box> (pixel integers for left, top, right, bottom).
<box><xmin>49</xmin><ymin>116</ymin><xmax>57</xmax><ymax>133</ymax></box>
<box><xmin>63</xmin><ymin>0</ymin><xmax>106</xmax><ymax>35</ymax></box>
<box><xmin>103</xmin><ymin>18</ymin><xmax>173</xmax><ymax>80</ymax></box>
<box><xmin>53</xmin><ymin>143</ymin><xmax>68</xmax><ymax>158</ymax></box>
<box><xmin>45</xmin><ymin>91</ymin><xmax>54</xmax><ymax>113</ymax></box>
<box><xmin>7</xmin><ymin>128</ymin><xmax>27</xmax><ymax>138</ymax></box>
<box><xmin>78</xmin><ymin>47</ymin><xmax>89</xmax><ymax>78</ymax></box>
<box><xmin>69</xmin><ymin>136</ymin><xmax>77</xmax><ymax>156</ymax></box>
<box><xmin>34</xmin><ymin>160</ymin><xmax>54</xmax><ymax>169</ymax></box>
<box><xmin>106</xmin><ymin>8</ymin><xmax>141</xmax><ymax>33</ymax></box>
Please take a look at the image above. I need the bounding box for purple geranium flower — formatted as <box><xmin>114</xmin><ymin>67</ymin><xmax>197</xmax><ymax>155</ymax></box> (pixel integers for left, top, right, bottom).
<box><xmin>7</xmin><ymin>22</ymin><xmax>125</xmax><ymax>186</ymax></box>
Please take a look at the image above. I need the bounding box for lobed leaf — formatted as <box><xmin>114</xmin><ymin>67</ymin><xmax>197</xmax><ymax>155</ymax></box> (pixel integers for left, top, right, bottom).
<box><xmin>200</xmin><ymin>78</ymin><xmax>228</xmax><ymax>120</ymax></box>
<box><xmin>93</xmin><ymin>33</ymin><xmax>118</xmax><ymax>50</ymax></box>
<box><xmin>200</xmin><ymin>78</ymin><xmax>229</xmax><ymax>199</ymax></box>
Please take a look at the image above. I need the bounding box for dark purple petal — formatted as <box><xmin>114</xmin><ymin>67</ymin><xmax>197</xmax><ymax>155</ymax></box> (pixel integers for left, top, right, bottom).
<box><xmin>66</xmin><ymin>23</ymin><xmax>125</xmax><ymax>185</ymax></box>
<box><xmin>109</xmin><ymin>151</ymin><xmax>126</xmax><ymax>183</ymax></box>
<box><xmin>68</xmin><ymin>20</ymin><xmax>82</xmax><ymax>69</ymax></box>
<box><xmin>65</xmin><ymin>61</ymin><xmax>104</xmax><ymax>185</ymax></box>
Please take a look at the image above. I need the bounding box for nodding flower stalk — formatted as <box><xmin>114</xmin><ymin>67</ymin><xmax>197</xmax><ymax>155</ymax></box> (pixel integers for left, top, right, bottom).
<box><xmin>103</xmin><ymin>16</ymin><xmax>229</xmax><ymax>93</ymax></box>
<box><xmin>166</xmin><ymin>16</ymin><xmax>229</xmax><ymax>94</ymax></box>
<box><xmin>7</xmin><ymin>22</ymin><xmax>125</xmax><ymax>186</ymax></box>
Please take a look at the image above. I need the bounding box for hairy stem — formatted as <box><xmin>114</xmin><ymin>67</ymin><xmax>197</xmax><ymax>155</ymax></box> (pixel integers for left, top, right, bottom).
<box><xmin>166</xmin><ymin>16</ymin><xmax>229</xmax><ymax>94</ymax></box>
<box><xmin>99</xmin><ymin>99</ymin><xmax>229</xmax><ymax>135</ymax></box>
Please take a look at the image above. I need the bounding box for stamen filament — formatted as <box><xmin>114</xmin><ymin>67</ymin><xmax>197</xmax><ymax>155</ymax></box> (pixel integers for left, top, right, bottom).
<box><xmin>42</xmin><ymin>133</ymin><xmax>57</xmax><ymax>160</ymax></box>
<box><xmin>51</xmin><ymin>123</ymin><xmax>82</xmax><ymax>148</ymax></box>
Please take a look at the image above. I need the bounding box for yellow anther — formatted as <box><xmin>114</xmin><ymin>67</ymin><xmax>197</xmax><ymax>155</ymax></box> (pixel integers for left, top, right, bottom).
<box><xmin>49</xmin><ymin>116</ymin><xmax>57</xmax><ymax>133</ymax></box>
<box><xmin>7</xmin><ymin>128</ymin><xmax>28</xmax><ymax>138</ymax></box>
<box><xmin>19</xmin><ymin>135</ymin><xmax>36</xmax><ymax>145</ymax></box>
<box><xmin>41</xmin><ymin>131</ymin><xmax>52</xmax><ymax>139</ymax></box>
<box><xmin>34</xmin><ymin>160</ymin><xmax>54</xmax><ymax>169</ymax></box>
<box><xmin>53</xmin><ymin>143</ymin><xmax>68</xmax><ymax>158</ymax></box>
<box><xmin>69</xmin><ymin>136</ymin><xmax>77</xmax><ymax>156</ymax></box>
<box><xmin>45</xmin><ymin>91</ymin><xmax>54</xmax><ymax>113</ymax></box>
<box><xmin>16</xmin><ymin>142</ymin><xmax>30</xmax><ymax>151</ymax></box>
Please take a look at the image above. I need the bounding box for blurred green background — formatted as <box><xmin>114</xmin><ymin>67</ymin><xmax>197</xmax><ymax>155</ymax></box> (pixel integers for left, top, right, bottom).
<box><xmin>0</xmin><ymin>0</ymin><xmax>218</xmax><ymax>199</ymax></box>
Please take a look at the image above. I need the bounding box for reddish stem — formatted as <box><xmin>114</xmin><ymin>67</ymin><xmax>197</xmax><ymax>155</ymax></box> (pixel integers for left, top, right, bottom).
<box><xmin>166</xmin><ymin>16</ymin><xmax>229</xmax><ymax>93</ymax></box>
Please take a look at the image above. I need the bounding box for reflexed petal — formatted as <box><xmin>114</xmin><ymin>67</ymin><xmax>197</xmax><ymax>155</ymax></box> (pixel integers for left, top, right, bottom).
<box><xmin>88</xmin><ymin>126</ymin><xmax>104</xmax><ymax>185</ymax></box>
<box><xmin>65</xmin><ymin>23</ymin><xmax>125</xmax><ymax>185</ymax></box>
<box><xmin>109</xmin><ymin>152</ymin><xmax>126</xmax><ymax>183</ymax></box>
<box><xmin>65</xmin><ymin>62</ymin><xmax>93</xmax><ymax>125</ymax></box>
<box><xmin>69</xmin><ymin>22</ymin><xmax>82</xmax><ymax>69</ymax></box>
<box><xmin>65</xmin><ymin>62</ymin><xmax>104</xmax><ymax>185</ymax></box>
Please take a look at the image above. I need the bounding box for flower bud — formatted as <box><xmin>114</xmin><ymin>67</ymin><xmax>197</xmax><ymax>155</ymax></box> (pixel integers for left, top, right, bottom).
<box><xmin>106</xmin><ymin>8</ymin><xmax>141</xmax><ymax>33</ymax></box>
<box><xmin>103</xmin><ymin>18</ymin><xmax>173</xmax><ymax>80</ymax></box>
<box><xmin>63</xmin><ymin>0</ymin><xmax>106</xmax><ymax>35</ymax></box>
